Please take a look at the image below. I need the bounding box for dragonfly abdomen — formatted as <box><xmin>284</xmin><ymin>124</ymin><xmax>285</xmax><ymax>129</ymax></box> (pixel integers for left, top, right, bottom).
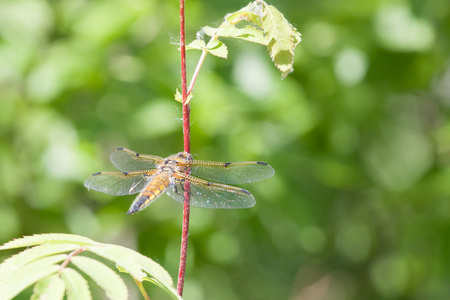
<box><xmin>127</xmin><ymin>172</ymin><xmax>172</xmax><ymax>214</ymax></box>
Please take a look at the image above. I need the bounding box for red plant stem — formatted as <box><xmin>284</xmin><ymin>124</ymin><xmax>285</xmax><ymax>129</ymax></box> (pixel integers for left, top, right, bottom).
<box><xmin>177</xmin><ymin>0</ymin><xmax>191</xmax><ymax>296</ymax></box>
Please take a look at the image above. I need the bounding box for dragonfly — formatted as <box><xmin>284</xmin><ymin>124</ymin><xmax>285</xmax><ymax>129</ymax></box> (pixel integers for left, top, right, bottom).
<box><xmin>84</xmin><ymin>148</ymin><xmax>275</xmax><ymax>214</ymax></box>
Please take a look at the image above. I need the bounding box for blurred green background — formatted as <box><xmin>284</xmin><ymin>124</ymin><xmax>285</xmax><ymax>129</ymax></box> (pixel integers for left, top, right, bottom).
<box><xmin>1</xmin><ymin>0</ymin><xmax>450</xmax><ymax>299</ymax></box>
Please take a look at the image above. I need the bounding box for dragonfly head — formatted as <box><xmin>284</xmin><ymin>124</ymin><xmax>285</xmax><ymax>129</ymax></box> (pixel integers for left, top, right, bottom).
<box><xmin>174</xmin><ymin>151</ymin><xmax>193</xmax><ymax>162</ymax></box>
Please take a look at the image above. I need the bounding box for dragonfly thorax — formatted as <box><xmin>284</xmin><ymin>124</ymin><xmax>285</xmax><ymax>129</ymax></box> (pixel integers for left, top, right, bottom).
<box><xmin>158</xmin><ymin>151</ymin><xmax>193</xmax><ymax>174</ymax></box>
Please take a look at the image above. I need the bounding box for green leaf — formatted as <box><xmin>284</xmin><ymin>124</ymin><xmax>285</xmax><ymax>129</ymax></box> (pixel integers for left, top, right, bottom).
<box><xmin>142</xmin><ymin>277</ymin><xmax>182</xmax><ymax>300</ymax></box>
<box><xmin>202</xmin><ymin>26</ymin><xmax>218</xmax><ymax>37</ymax></box>
<box><xmin>226</xmin><ymin>10</ymin><xmax>263</xmax><ymax>27</ymax></box>
<box><xmin>61</xmin><ymin>268</ymin><xmax>92</xmax><ymax>300</ymax></box>
<box><xmin>0</xmin><ymin>233</ymin><xmax>179</xmax><ymax>299</ymax></box>
<box><xmin>174</xmin><ymin>89</ymin><xmax>193</xmax><ymax>104</ymax></box>
<box><xmin>117</xmin><ymin>246</ymin><xmax>175</xmax><ymax>288</ymax></box>
<box><xmin>205</xmin><ymin>40</ymin><xmax>228</xmax><ymax>59</ymax></box>
<box><xmin>88</xmin><ymin>244</ymin><xmax>147</xmax><ymax>281</ymax></box>
<box><xmin>114</xmin><ymin>248</ymin><xmax>181</xmax><ymax>300</ymax></box>
<box><xmin>201</xmin><ymin>2</ymin><xmax>301</xmax><ymax>75</ymax></box>
<box><xmin>31</xmin><ymin>275</ymin><xmax>52</xmax><ymax>300</ymax></box>
<box><xmin>225</xmin><ymin>2</ymin><xmax>264</xmax><ymax>27</ymax></box>
<box><xmin>207</xmin><ymin>24</ymin><xmax>269</xmax><ymax>45</ymax></box>
<box><xmin>0</xmin><ymin>233</ymin><xmax>96</xmax><ymax>250</ymax></box>
<box><xmin>0</xmin><ymin>254</ymin><xmax>65</xmax><ymax>300</ymax></box>
<box><xmin>32</xmin><ymin>274</ymin><xmax>66</xmax><ymax>300</ymax></box>
<box><xmin>175</xmin><ymin>89</ymin><xmax>183</xmax><ymax>103</ymax></box>
<box><xmin>0</xmin><ymin>243</ymin><xmax>79</xmax><ymax>281</ymax></box>
<box><xmin>71</xmin><ymin>256</ymin><xmax>128</xmax><ymax>300</ymax></box>
<box><xmin>186</xmin><ymin>38</ymin><xmax>227</xmax><ymax>59</ymax></box>
<box><xmin>262</xmin><ymin>5</ymin><xmax>302</xmax><ymax>77</ymax></box>
<box><xmin>186</xmin><ymin>39</ymin><xmax>206</xmax><ymax>50</ymax></box>
<box><xmin>112</xmin><ymin>247</ymin><xmax>181</xmax><ymax>299</ymax></box>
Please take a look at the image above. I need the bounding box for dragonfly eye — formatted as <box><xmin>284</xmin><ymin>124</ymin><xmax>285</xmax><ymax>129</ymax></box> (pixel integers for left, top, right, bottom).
<box><xmin>176</xmin><ymin>151</ymin><xmax>193</xmax><ymax>162</ymax></box>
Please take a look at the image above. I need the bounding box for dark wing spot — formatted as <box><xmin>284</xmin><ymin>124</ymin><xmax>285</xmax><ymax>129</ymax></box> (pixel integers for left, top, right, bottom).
<box><xmin>123</xmin><ymin>172</ymin><xmax>129</xmax><ymax>176</ymax></box>
<box><xmin>240</xmin><ymin>188</ymin><xmax>251</xmax><ymax>195</ymax></box>
<box><xmin>257</xmin><ymin>161</ymin><xmax>268</xmax><ymax>165</ymax></box>
<box><xmin>92</xmin><ymin>172</ymin><xmax>102</xmax><ymax>176</ymax></box>
<box><xmin>117</xmin><ymin>147</ymin><xmax>124</xmax><ymax>150</ymax></box>
<box><xmin>224</xmin><ymin>162</ymin><xmax>231</xmax><ymax>167</ymax></box>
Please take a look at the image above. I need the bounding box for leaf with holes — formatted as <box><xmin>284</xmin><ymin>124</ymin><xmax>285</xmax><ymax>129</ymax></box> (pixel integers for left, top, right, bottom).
<box><xmin>262</xmin><ymin>5</ymin><xmax>302</xmax><ymax>77</ymax></box>
<box><xmin>225</xmin><ymin>1</ymin><xmax>263</xmax><ymax>27</ymax></box>
<box><xmin>204</xmin><ymin>25</ymin><xmax>268</xmax><ymax>45</ymax></box>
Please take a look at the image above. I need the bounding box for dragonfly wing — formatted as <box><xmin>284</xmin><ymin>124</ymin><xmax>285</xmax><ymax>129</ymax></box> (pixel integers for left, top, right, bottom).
<box><xmin>167</xmin><ymin>173</ymin><xmax>255</xmax><ymax>209</ymax></box>
<box><xmin>84</xmin><ymin>171</ymin><xmax>155</xmax><ymax>196</ymax></box>
<box><xmin>189</xmin><ymin>160</ymin><xmax>275</xmax><ymax>184</ymax></box>
<box><xmin>110</xmin><ymin>148</ymin><xmax>163</xmax><ymax>172</ymax></box>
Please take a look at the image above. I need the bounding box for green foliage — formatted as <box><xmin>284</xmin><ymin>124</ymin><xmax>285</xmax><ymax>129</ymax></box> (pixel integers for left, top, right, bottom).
<box><xmin>0</xmin><ymin>234</ymin><xmax>181</xmax><ymax>300</ymax></box>
<box><xmin>186</xmin><ymin>39</ymin><xmax>228</xmax><ymax>59</ymax></box>
<box><xmin>0</xmin><ymin>0</ymin><xmax>449</xmax><ymax>299</ymax></box>
<box><xmin>32</xmin><ymin>274</ymin><xmax>66</xmax><ymax>300</ymax></box>
<box><xmin>0</xmin><ymin>256</ymin><xmax>63</xmax><ymax>300</ymax></box>
<box><xmin>61</xmin><ymin>268</ymin><xmax>91</xmax><ymax>300</ymax></box>
<box><xmin>188</xmin><ymin>0</ymin><xmax>301</xmax><ymax>77</ymax></box>
<box><xmin>203</xmin><ymin>25</ymin><xmax>268</xmax><ymax>45</ymax></box>
<box><xmin>174</xmin><ymin>89</ymin><xmax>193</xmax><ymax>104</ymax></box>
<box><xmin>262</xmin><ymin>5</ymin><xmax>301</xmax><ymax>77</ymax></box>
<box><xmin>71</xmin><ymin>256</ymin><xmax>128</xmax><ymax>300</ymax></box>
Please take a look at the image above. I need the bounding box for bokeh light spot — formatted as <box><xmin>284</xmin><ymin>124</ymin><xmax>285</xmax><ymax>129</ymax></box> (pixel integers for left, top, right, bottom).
<box><xmin>128</xmin><ymin>99</ymin><xmax>179</xmax><ymax>138</ymax></box>
<box><xmin>298</xmin><ymin>226</ymin><xmax>327</xmax><ymax>254</ymax></box>
<box><xmin>334</xmin><ymin>48</ymin><xmax>368</xmax><ymax>86</ymax></box>
<box><xmin>336</xmin><ymin>223</ymin><xmax>371</xmax><ymax>263</ymax></box>
<box><xmin>375</xmin><ymin>3</ymin><xmax>435</xmax><ymax>52</ymax></box>
<box><xmin>0</xmin><ymin>206</ymin><xmax>20</xmax><ymax>241</ymax></box>
<box><xmin>206</xmin><ymin>231</ymin><xmax>240</xmax><ymax>264</ymax></box>
<box><xmin>233</xmin><ymin>50</ymin><xmax>274</xmax><ymax>101</ymax></box>
<box><xmin>370</xmin><ymin>254</ymin><xmax>409</xmax><ymax>297</ymax></box>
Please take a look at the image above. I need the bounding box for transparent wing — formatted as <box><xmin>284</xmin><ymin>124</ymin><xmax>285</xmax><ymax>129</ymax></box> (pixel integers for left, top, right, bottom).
<box><xmin>167</xmin><ymin>173</ymin><xmax>255</xmax><ymax>209</ymax></box>
<box><xmin>188</xmin><ymin>160</ymin><xmax>275</xmax><ymax>184</ymax></box>
<box><xmin>110</xmin><ymin>148</ymin><xmax>164</xmax><ymax>172</ymax></box>
<box><xmin>84</xmin><ymin>171</ymin><xmax>156</xmax><ymax>196</ymax></box>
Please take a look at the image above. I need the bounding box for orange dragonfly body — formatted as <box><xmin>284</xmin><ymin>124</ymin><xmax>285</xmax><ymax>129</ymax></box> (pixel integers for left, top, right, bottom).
<box><xmin>84</xmin><ymin>148</ymin><xmax>275</xmax><ymax>214</ymax></box>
